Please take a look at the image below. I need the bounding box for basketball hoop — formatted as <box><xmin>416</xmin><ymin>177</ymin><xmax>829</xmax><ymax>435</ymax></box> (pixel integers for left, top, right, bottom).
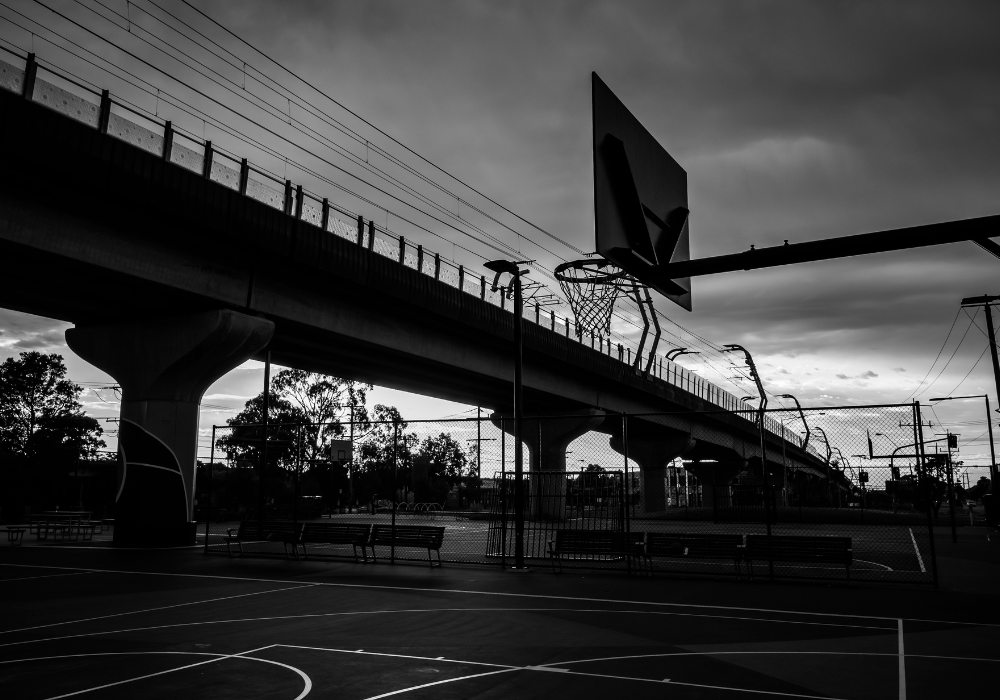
<box><xmin>554</xmin><ymin>258</ymin><xmax>627</xmax><ymax>337</ymax></box>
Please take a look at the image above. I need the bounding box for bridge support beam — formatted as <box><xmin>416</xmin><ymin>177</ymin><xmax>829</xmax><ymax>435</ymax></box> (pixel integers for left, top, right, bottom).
<box><xmin>684</xmin><ymin>460</ymin><xmax>746</xmax><ymax>514</ymax></box>
<box><xmin>493</xmin><ymin>409</ymin><xmax>606</xmax><ymax>520</ymax></box>
<box><xmin>66</xmin><ymin>310</ymin><xmax>274</xmax><ymax>547</ymax></box>
<box><xmin>609</xmin><ymin>436</ymin><xmax>695</xmax><ymax>513</ymax></box>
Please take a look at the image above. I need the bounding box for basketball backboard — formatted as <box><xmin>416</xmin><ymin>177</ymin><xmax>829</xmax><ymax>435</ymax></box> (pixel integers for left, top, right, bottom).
<box><xmin>329</xmin><ymin>439</ymin><xmax>353</xmax><ymax>463</ymax></box>
<box><xmin>593</xmin><ymin>72</ymin><xmax>692</xmax><ymax>310</ymax></box>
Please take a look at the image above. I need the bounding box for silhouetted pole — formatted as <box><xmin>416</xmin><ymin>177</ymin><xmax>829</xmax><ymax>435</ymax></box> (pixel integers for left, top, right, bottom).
<box><xmin>962</xmin><ymin>295</ymin><xmax>1000</xmax><ymax>494</ymax></box>
<box><xmin>485</xmin><ymin>259</ymin><xmax>531</xmax><ymax>570</ymax></box>
<box><xmin>513</xmin><ymin>272</ymin><xmax>525</xmax><ymax>569</ymax></box>
<box><xmin>258</xmin><ymin>350</ymin><xmax>271</xmax><ymax>525</ymax></box>
<box><xmin>724</xmin><ymin>343</ymin><xmax>772</xmax><ymax>579</ymax></box>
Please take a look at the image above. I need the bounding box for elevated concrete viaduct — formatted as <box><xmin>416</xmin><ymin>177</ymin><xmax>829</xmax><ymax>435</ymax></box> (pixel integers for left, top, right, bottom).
<box><xmin>0</xmin><ymin>80</ymin><xmax>824</xmax><ymax>544</ymax></box>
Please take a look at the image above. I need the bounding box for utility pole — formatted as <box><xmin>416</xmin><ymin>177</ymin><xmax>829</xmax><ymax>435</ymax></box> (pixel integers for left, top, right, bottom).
<box><xmin>961</xmin><ymin>295</ymin><xmax>1000</xmax><ymax>495</ymax></box>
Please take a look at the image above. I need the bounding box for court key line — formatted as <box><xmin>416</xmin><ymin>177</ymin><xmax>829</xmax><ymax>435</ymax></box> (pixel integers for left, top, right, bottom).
<box><xmin>0</xmin><ymin>571</ymin><xmax>93</xmax><ymax>583</ymax></box>
<box><xmin>0</xmin><ymin>561</ymin><xmax>909</xmax><ymax>623</ymax></box>
<box><xmin>0</xmin><ymin>561</ymin><xmax>992</xmax><ymax>628</ymax></box>
<box><xmin>281</xmin><ymin>644</ymin><xmax>849</xmax><ymax>700</ymax></box>
<box><xmin>0</xmin><ymin>648</ymin><xmax>311</xmax><ymax>700</ymax></box>
<box><xmin>0</xmin><ymin>583</ymin><xmax>318</xmax><ymax>635</ymax></box>
<box><xmin>0</xmin><ymin>606</ymin><xmax>898</xmax><ymax>651</ymax></box>
<box><xmin>908</xmin><ymin>528</ymin><xmax>927</xmax><ymax>573</ymax></box>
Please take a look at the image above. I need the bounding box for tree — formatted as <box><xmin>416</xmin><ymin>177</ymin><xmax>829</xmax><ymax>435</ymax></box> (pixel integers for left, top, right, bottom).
<box><xmin>412</xmin><ymin>433</ymin><xmax>470</xmax><ymax>504</ymax></box>
<box><xmin>271</xmin><ymin>369</ymin><xmax>372</xmax><ymax>464</ymax></box>
<box><xmin>0</xmin><ymin>352</ymin><xmax>102</xmax><ymax>457</ymax></box>
<box><xmin>0</xmin><ymin>352</ymin><xmax>104</xmax><ymax>510</ymax></box>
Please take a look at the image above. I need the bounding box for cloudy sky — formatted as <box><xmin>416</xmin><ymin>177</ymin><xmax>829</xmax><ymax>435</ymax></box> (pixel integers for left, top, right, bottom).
<box><xmin>1</xmin><ymin>1</ymin><xmax>998</xmax><ymax>470</ymax></box>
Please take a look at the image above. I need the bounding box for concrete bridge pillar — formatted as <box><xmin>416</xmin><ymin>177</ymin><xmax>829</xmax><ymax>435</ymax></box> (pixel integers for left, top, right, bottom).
<box><xmin>684</xmin><ymin>460</ymin><xmax>746</xmax><ymax>511</ymax></box>
<box><xmin>609</xmin><ymin>436</ymin><xmax>695</xmax><ymax>513</ymax></box>
<box><xmin>492</xmin><ymin>409</ymin><xmax>606</xmax><ymax>520</ymax></box>
<box><xmin>67</xmin><ymin>310</ymin><xmax>274</xmax><ymax>546</ymax></box>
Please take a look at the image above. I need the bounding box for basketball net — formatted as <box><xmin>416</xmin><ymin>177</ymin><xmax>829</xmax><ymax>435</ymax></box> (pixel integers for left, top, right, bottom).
<box><xmin>554</xmin><ymin>259</ymin><xmax>626</xmax><ymax>338</ymax></box>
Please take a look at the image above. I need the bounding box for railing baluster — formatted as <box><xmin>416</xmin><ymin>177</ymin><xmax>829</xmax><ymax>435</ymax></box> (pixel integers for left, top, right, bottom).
<box><xmin>162</xmin><ymin>121</ymin><xmax>173</xmax><ymax>161</ymax></box>
<box><xmin>202</xmin><ymin>141</ymin><xmax>214</xmax><ymax>179</ymax></box>
<box><xmin>238</xmin><ymin>159</ymin><xmax>249</xmax><ymax>195</ymax></box>
<box><xmin>98</xmin><ymin>89</ymin><xmax>111</xmax><ymax>134</ymax></box>
<box><xmin>22</xmin><ymin>53</ymin><xmax>37</xmax><ymax>100</ymax></box>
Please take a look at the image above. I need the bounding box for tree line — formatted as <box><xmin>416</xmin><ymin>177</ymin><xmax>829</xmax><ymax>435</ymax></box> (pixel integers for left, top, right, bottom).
<box><xmin>0</xmin><ymin>352</ymin><xmax>106</xmax><ymax>516</ymax></box>
<box><xmin>207</xmin><ymin>368</ymin><xmax>480</xmax><ymax>518</ymax></box>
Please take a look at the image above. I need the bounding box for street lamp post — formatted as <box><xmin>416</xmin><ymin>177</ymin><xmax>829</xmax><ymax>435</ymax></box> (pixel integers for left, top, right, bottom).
<box><xmin>724</xmin><ymin>344</ymin><xmax>773</xmax><ymax>577</ymax></box>
<box><xmin>485</xmin><ymin>259</ymin><xmax>532</xmax><ymax>570</ymax></box>
<box><xmin>930</xmin><ymin>395</ymin><xmax>997</xmax><ymax>496</ymax></box>
<box><xmin>813</xmin><ymin>426</ymin><xmax>836</xmax><ymax>507</ymax></box>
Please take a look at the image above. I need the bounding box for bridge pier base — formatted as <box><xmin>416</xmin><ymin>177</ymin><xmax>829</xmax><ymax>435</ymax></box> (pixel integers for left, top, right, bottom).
<box><xmin>493</xmin><ymin>409</ymin><xmax>606</xmax><ymax>520</ymax></box>
<box><xmin>67</xmin><ymin>310</ymin><xmax>274</xmax><ymax>547</ymax></box>
<box><xmin>685</xmin><ymin>460</ymin><xmax>746</xmax><ymax>514</ymax></box>
<box><xmin>609</xmin><ymin>436</ymin><xmax>695</xmax><ymax>513</ymax></box>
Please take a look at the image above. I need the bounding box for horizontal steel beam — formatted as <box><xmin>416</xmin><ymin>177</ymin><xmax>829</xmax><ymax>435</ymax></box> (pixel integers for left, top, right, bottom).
<box><xmin>659</xmin><ymin>215</ymin><xmax>1000</xmax><ymax>279</ymax></box>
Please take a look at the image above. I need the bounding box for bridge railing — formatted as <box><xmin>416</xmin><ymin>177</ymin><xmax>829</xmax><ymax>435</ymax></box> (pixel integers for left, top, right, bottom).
<box><xmin>1</xmin><ymin>48</ymin><xmax>816</xmax><ymax>456</ymax></box>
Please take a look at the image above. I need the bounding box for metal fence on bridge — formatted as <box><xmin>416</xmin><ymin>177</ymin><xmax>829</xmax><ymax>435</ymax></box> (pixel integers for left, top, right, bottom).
<box><xmin>199</xmin><ymin>402</ymin><xmax>974</xmax><ymax>585</ymax></box>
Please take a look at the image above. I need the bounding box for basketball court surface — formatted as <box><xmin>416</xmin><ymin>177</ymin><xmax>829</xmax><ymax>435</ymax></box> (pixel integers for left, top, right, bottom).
<box><xmin>1</xmin><ymin>540</ymin><xmax>997</xmax><ymax>699</ymax></box>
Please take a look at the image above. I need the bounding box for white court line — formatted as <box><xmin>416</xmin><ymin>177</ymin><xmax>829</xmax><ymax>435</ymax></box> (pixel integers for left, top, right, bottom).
<box><xmin>20</xmin><ymin>646</ymin><xmax>311</xmax><ymax>700</ymax></box>
<box><xmin>0</xmin><ymin>562</ymin><xmax>898</xmax><ymax>623</ymax></box>
<box><xmin>296</xmin><ymin>646</ymin><xmax>848</xmax><ymax>700</ymax></box>
<box><xmin>1</xmin><ymin>583</ymin><xmax>317</xmax><ymax>635</ymax></box>
<box><xmin>0</xmin><ymin>606</ymin><xmax>896</xmax><ymax>651</ymax></box>
<box><xmin>898</xmin><ymin>619</ymin><xmax>906</xmax><ymax>700</ymax></box>
<box><xmin>0</xmin><ymin>561</ymin><xmax>993</xmax><ymax>628</ymax></box>
<box><xmin>0</xmin><ymin>571</ymin><xmax>92</xmax><ymax>583</ymax></box>
<box><xmin>909</xmin><ymin>528</ymin><xmax>926</xmax><ymax>573</ymax></box>
<box><xmin>361</xmin><ymin>669</ymin><xmax>520</xmax><ymax>699</ymax></box>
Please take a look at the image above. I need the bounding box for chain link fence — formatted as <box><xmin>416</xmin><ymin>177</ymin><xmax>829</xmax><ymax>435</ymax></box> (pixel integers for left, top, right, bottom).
<box><xmin>200</xmin><ymin>403</ymin><xmax>966</xmax><ymax>584</ymax></box>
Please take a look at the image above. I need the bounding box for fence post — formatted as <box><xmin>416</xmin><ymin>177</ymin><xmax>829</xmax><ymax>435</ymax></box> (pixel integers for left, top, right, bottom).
<box><xmin>321</xmin><ymin>198</ymin><xmax>330</xmax><ymax>231</ymax></box>
<box><xmin>293</xmin><ymin>424</ymin><xmax>301</xmax><ymax>527</ymax></box>
<box><xmin>368</xmin><ymin>220</ymin><xmax>375</xmax><ymax>251</ymax></box>
<box><xmin>391</xmin><ymin>421</ymin><xmax>398</xmax><ymax>564</ymax></box>
<box><xmin>417</xmin><ymin>245</ymin><xmax>423</xmax><ymax>273</ymax></box>
<box><xmin>162</xmin><ymin>121</ymin><xmax>173</xmax><ymax>161</ymax></box>
<box><xmin>458</xmin><ymin>265</ymin><xmax>465</xmax><ymax>291</ymax></box>
<box><xmin>356</xmin><ymin>215</ymin><xmax>364</xmax><ymax>245</ymax></box>
<box><xmin>295</xmin><ymin>185</ymin><xmax>304</xmax><ymax>219</ymax></box>
<box><xmin>398</xmin><ymin>236</ymin><xmax>405</xmax><ymax>263</ymax></box>
<box><xmin>22</xmin><ymin>53</ymin><xmax>37</xmax><ymax>100</ymax></box>
<box><xmin>258</xmin><ymin>350</ymin><xmax>271</xmax><ymax>526</ymax></box>
<box><xmin>481</xmin><ymin>275</ymin><xmax>486</xmax><ymax>300</ymax></box>
<box><xmin>202</xmin><ymin>141</ymin><xmax>214</xmax><ymax>179</ymax></box>
<box><xmin>622</xmin><ymin>413</ymin><xmax>631</xmax><ymax>574</ymax></box>
<box><xmin>205</xmin><ymin>425</ymin><xmax>215</xmax><ymax>553</ymax></box>
<box><xmin>434</xmin><ymin>253</ymin><xmax>441</xmax><ymax>280</ymax></box>
<box><xmin>914</xmin><ymin>401</ymin><xmax>939</xmax><ymax>587</ymax></box>
<box><xmin>98</xmin><ymin>89</ymin><xmax>111</xmax><ymax>134</ymax></box>
<box><xmin>500</xmin><ymin>416</ymin><xmax>507</xmax><ymax>568</ymax></box>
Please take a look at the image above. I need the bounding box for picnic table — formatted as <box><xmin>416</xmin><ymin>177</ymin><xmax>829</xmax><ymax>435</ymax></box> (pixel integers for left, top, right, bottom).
<box><xmin>31</xmin><ymin>511</ymin><xmax>94</xmax><ymax>541</ymax></box>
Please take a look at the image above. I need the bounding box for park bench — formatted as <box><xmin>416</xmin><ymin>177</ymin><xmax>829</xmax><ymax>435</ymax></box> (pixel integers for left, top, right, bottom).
<box><xmin>546</xmin><ymin>530</ymin><xmax>644</xmax><ymax>574</ymax></box>
<box><xmin>642</xmin><ymin>533</ymin><xmax>745</xmax><ymax>578</ymax></box>
<box><xmin>368</xmin><ymin>524</ymin><xmax>445</xmax><ymax>567</ymax></box>
<box><xmin>744</xmin><ymin>535</ymin><xmax>853</xmax><ymax>583</ymax></box>
<box><xmin>300</xmin><ymin>522</ymin><xmax>373</xmax><ymax>562</ymax></box>
<box><xmin>74</xmin><ymin>521</ymin><xmax>97</xmax><ymax>541</ymax></box>
<box><xmin>225</xmin><ymin>521</ymin><xmax>303</xmax><ymax>558</ymax></box>
<box><xmin>6</xmin><ymin>526</ymin><xmax>26</xmax><ymax>546</ymax></box>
